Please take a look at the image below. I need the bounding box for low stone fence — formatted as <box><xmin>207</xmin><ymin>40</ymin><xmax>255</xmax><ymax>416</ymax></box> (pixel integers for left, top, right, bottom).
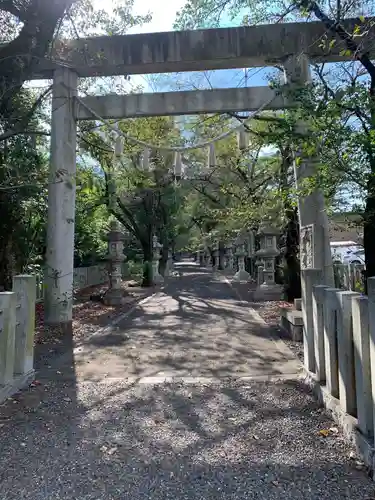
<box><xmin>35</xmin><ymin>263</ymin><xmax>130</xmax><ymax>303</ymax></box>
<box><xmin>302</xmin><ymin>269</ymin><xmax>375</xmax><ymax>474</ymax></box>
<box><xmin>0</xmin><ymin>275</ymin><xmax>36</xmax><ymax>403</ymax></box>
<box><xmin>333</xmin><ymin>263</ymin><xmax>365</xmax><ymax>292</ymax></box>
<box><xmin>0</xmin><ymin>263</ymin><xmax>130</xmax><ymax>403</ymax></box>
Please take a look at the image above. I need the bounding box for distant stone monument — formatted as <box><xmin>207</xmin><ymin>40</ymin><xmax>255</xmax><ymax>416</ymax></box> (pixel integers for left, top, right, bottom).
<box><xmin>103</xmin><ymin>219</ymin><xmax>125</xmax><ymax>305</ymax></box>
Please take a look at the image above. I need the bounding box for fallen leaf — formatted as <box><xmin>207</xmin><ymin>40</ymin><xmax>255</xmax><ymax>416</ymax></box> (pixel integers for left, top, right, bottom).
<box><xmin>318</xmin><ymin>429</ymin><xmax>330</xmax><ymax>437</ymax></box>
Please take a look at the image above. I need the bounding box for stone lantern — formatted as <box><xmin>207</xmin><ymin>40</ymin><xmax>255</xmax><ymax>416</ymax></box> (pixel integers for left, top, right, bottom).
<box><xmin>254</xmin><ymin>226</ymin><xmax>283</xmax><ymax>300</ymax></box>
<box><xmin>233</xmin><ymin>233</ymin><xmax>250</xmax><ymax>281</ymax></box>
<box><xmin>103</xmin><ymin>219</ymin><xmax>125</xmax><ymax>305</ymax></box>
<box><xmin>152</xmin><ymin>235</ymin><xmax>164</xmax><ymax>284</ymax></box>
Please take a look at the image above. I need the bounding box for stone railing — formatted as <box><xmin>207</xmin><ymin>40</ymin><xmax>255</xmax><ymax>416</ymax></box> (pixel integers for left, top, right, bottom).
<box><xmin>0</xmin><ymin>275</ymin><xmax>36</xmax><ymax>403</ymax></box>
<box><xmin>0</xmin><ymin>263</ymin><xmax>131</xmax><ymax>404</ymax></box>
<box><xmin>333</xmin><ymin>263</ymin><xmax>365</xmax><ymax>292</ymax></box>
<box><xmin>35</xmin><ymin>263</ymin><xmax>129</xmax><ymax>303</ymax></box>
<box><xmin>302</xmin><ymin>269</ymin><xmax>375</xmax><ymax>471</ymax></box>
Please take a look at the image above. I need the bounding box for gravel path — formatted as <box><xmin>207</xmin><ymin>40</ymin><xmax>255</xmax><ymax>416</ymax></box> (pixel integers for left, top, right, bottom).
<box><xmin>0</xmin><ymin>263</ymin><xmax>374</xmax><ymax>499</ymax></box>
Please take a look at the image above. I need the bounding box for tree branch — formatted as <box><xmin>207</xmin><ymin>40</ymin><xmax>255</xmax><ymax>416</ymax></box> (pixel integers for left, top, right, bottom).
<box><xmin>300</xmin><ymin>1</ymin><xmax>375</xmax><ymax>81</ymax></box>
<box><xmin>0</xmin><ymin>86</ymin><xmax>52</xmax><ymax>142</ymax></box>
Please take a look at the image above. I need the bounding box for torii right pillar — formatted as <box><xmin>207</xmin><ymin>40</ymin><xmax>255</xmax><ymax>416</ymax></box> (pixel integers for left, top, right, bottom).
<box><xmin>284</xmin><ymin>54</ymin><xmax>334</xmax><ymax>374</ymax></box>
<box><xmin>283</xmin><ymin>54</ymin><xmax>334</xmax><ymax>287</ymax></box>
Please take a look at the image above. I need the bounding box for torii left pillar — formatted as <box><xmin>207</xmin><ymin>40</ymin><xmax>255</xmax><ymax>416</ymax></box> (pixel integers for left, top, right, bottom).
<box><xmin>44</xmin><ymin>68</ymin><xmax>78</xmax><ymax>333</ymax></box>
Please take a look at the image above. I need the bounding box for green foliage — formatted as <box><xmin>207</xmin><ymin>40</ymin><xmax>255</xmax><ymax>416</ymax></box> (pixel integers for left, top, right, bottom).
<box><xmin>74</xmin><ymin>165</ymin><xmax>108</xmax><ymax>266</ymax></box>
<box><xmin>0</xmin><ymin>0</ymin><xmax>152</xmax><ymax>286</ymax></box>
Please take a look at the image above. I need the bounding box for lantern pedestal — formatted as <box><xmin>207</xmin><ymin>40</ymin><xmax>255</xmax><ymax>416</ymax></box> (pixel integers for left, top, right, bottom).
<box><xmin>233</xmin><ymin>237</ymin><xmax>250</xmax><ymax>282</ymax></box>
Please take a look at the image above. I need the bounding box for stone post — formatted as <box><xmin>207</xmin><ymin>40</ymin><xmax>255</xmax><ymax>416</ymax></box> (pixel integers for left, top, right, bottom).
<box><xmin>196</xmin><ymin>249</ymin><xmax>201</xmax><ymax>265</ymax></box>
<box><xmin>152</xmin><ymin>235</ymin><xmax>164</xmax><ymax>284</ymax></box>
<box><xmin>337</xmin><ymin>290</ymin><xmax>361</xmax><ymax>416</ymax></box>
<box><xmin>284</xmin><ymin>55</ymin><xmax>334</xmax><ymax>288</ymax></box>
<box><xmin>45</xmin><ymin>67</ymin><xmax>78</xmax><ymax>331</ymax></box>
<box><xmin>103</xmin><ymin>219</ymin><xmax>125</xmax><ymax>305</ymax></box>
<box><xmin>165</xmin><ymin>250</ymin><xmax>174</xmax><ymax>277</ymax></box>
<box><xmin>301</xmin><ymin>269</ymin><xmax>322</xmax><ymax>373</ymax></box>
<box><xmin>352</xmin><ymin>295</ymin><xmax>373</xmax><ymax>438</ymax></box>
<box><xmin>254</xmin><ymin>227</ymin><xmax>282</xmax><ymax>300</ymax></box>
<box><xmin>0</xmin><ymin>292</ymin><xmax>16</xmax><ymax>386</ymax></box>
<box><xmin>323</xmin><ymin>288</ymin><xmax>340</xmax><ymax>399</ymax></box>
<box><xmin>12</xmin><ymin>275</ymin><xmax>36</xmax><ymax>377</ymax></box>
<box><xmin>257</xmin><ymin>265</ymin><xmax>264</xmax><ymax>287</ymax></box>
<box><xmin>312</xmin><ymin>284</ymin><xmax>329</xmax><ymax>382</ymax></box>
<box><xmin>233</xmin><ymin>234</ymin><xmax>250</xmax><ymax>282</ymax></box>
<box><xmin>366</xmin><ymin>277</ymin><xmax>375</xmax><ymax>439</ymax></box>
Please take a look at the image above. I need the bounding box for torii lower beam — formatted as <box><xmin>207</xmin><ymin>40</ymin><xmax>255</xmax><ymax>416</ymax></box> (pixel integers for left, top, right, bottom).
<box><xmin>76</xmin><ymin>87</ymin><xmax>290</xmax><ymax>120</ymax></box>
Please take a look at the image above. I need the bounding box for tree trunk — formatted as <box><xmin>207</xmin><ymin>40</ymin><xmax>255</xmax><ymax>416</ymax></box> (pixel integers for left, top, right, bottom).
<box><xmin>141</xmin><ymin>241</ymin><xmax>153</xmax><ymax>287</ymax></box>
<box><xmin>0</xmin><ymin>235</ymin><xmax>15</xmax><ymax>291</ymax></box>
<box><xmin>284</xmin><ymin>207</ymin><xmax>301</xmax><ymax>302</ymax></box>
<box><xmin>0</xmin><ymin>0</ymin><xmax>75</xmax><ymax>120</ymax></box>
<box><xmin>363</xmin><ymin>173</ymin><xmax>375</xmax><ymax>289</ymax></box>
<box><xmin>218</xmin><ymin>241</ymin><xmax>225</xmax><ymax>270</ymax></box>
<box><xmin>363</xmin><ymin>78</ymin><xmax>375</xmax><ymax>292</ymax></box>
<box><xmin>279</xmin><ymin>145</ymin><xmax>301</xmax><ymax>301</ymax></box>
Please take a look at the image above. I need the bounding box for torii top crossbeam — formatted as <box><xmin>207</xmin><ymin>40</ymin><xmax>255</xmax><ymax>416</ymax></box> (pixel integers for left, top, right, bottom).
<box><xmin>33</xmin><ymin>18</ymin><xmax>375</xmax><ymax>79</ymax></box>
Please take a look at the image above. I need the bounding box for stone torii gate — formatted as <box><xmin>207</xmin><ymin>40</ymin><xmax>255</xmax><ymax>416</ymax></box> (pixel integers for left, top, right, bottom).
<box><xmin>31</xmin><ymin>18</ymin><xmax>371</xmax><ymax>332</ymax></box>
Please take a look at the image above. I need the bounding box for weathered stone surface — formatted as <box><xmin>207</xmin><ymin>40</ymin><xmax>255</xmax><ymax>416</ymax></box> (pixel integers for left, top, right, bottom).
<box><xmin>12</xmin><ymin>275</ymin><xmax>36</xmax><ymax>376</ymax></box>
<box><xmin>32</xmin><ymin>18</ymin><xmax>375</xmax><ymax>78</ymax></box>
<box><xmin>77</xmin><ymin>87</ymin><xmax>289</xmax><ymax>120</ymax></box>
<box><xmin>45</xmin><ymin>68</ymin><xmax>77</xmax><ymax>327</ymax></box>
<box><xmin>0</xmin><ymin>292</ymin><xmax>16</xmax><ymax>386</ymax></box>
<box><xmin>312</xmin><ymin>285</ymin><xmax>329</xmax><ymax>383</ymax></box>
<box><xmin>336</xmin><ymin>290</ymin><xmax>361</xmax><ymax>417</ymax></box>
<box><xmin>352</xmin><ymin>295</ymin><xmax>373</xmax><ymax>438</ymax></box>
<box><xmin>301</xmin><ymin>269</ymin><xmax>322</xmax><ymax>373</ymax></box>
<box><xmin>294</xmin><ymin>298</ymin><xmax>302</xmax><ymax>311</ymax></box>
<box><xmin>280</xmin><ymin>308</ymin><xmax>303</xmax><ymax>341</ymax></box>
<box><xmin>323</xmin><ymin>288</ymin><xmax>340</xmax><ymax>399</ymax></box>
